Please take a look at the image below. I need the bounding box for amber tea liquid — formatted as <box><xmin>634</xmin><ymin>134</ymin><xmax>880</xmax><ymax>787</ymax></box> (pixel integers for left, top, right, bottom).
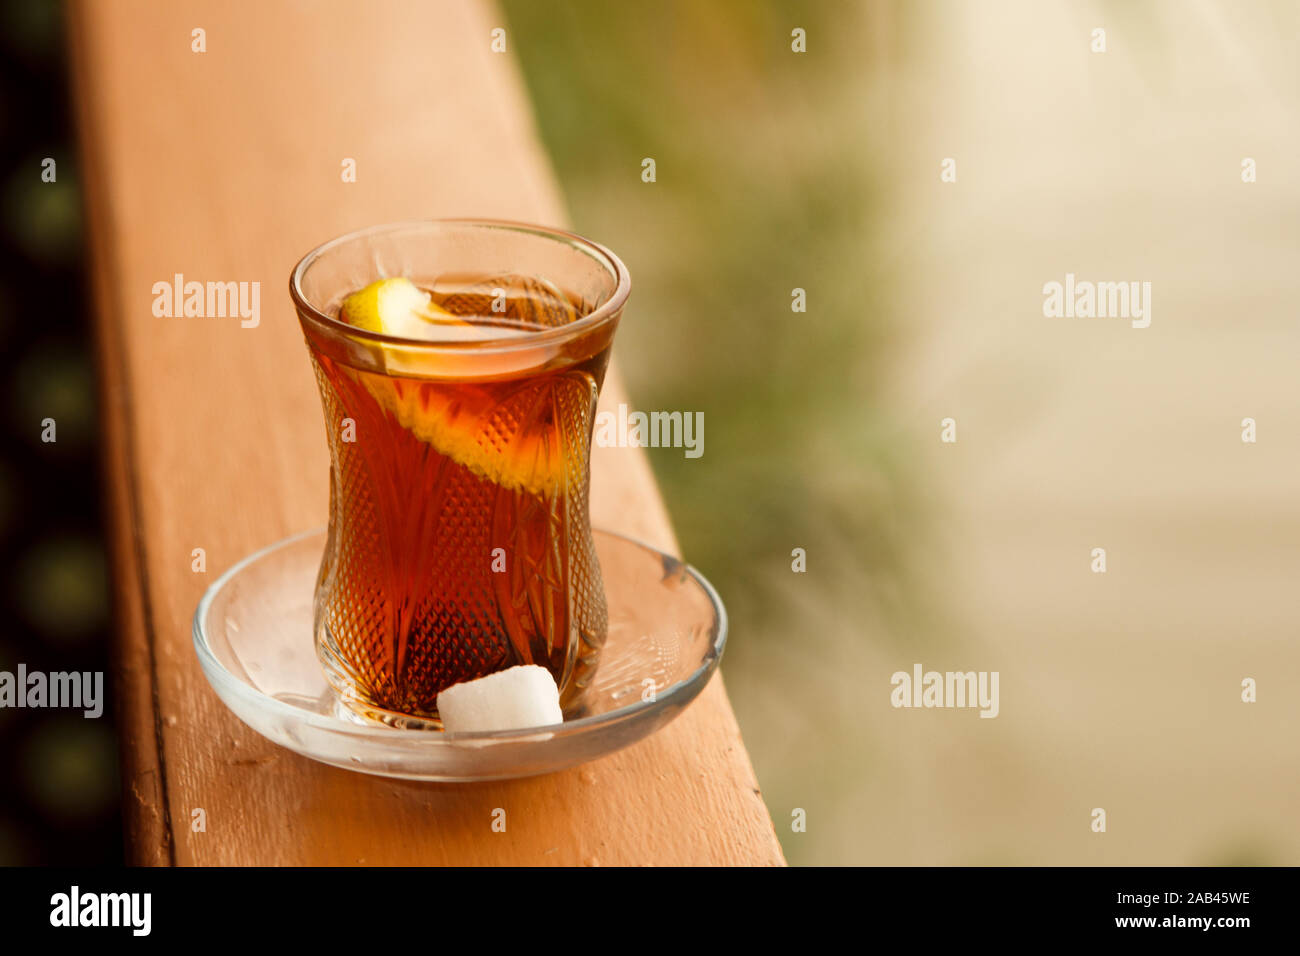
<box><xmin>304</xmin><ymin>275</ymin><xmax>614</xmax><ymax>723</ymax></box>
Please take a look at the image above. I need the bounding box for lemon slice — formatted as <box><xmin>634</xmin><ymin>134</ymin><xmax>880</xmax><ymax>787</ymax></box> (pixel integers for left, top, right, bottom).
<box><xmin>337</xmin><ymin>277</ymin><xmax>587</xmax><ymax>497</ymax></box>
<box><xmin>340</xmin><ymin>276</ymin><xmax>461</xmax><ymax>337</ymax></box>
<box><xmin>367</xmin><ymin>372</ymin><xmax>592</xmax><ymax>497</ymax></box>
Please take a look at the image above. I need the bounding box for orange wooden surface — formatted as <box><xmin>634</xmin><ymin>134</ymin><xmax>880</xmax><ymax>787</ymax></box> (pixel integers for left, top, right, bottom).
<box><xmin>70</xmin><ymin>0</ymin><xmax>783</xmax><ymax>865</ymax></box>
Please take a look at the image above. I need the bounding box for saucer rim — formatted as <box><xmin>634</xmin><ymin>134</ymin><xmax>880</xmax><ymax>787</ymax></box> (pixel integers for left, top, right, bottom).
<box><xmin>192</xmin><ymin>525</ymin><xmax>727</xmax><ymax>744</ymax></box>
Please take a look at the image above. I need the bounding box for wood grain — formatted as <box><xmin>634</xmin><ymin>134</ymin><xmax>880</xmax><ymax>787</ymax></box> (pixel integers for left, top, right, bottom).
<box><xmin>70</xmin><ymin>0</ymin><xmax>783</xmax><ymax>865</ymax></box>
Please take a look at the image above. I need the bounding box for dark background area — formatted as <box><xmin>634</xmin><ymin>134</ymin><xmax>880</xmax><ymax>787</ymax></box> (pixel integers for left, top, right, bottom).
<box><xmin>0</xmin><ymin>0</ymin><xmax>121</xmax><ymax>865</ymax></box>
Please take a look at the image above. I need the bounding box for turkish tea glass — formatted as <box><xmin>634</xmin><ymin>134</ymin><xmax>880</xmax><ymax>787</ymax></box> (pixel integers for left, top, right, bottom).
<box><xmin>290</xmin><ymin>221</ymin><xmax>629</xmax><ymax>727</ymax></box>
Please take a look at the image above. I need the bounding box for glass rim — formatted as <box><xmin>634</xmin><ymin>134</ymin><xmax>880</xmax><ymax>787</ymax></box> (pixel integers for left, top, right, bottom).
<box><xmin>289</xmin><ymin>218</ymin><xmax>631</xmax><ymax>352</ymax></box>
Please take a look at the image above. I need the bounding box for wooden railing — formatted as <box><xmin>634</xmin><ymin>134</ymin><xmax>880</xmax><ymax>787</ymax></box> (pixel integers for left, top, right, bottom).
<box><xmin>69</xmin><ymin>0</ymin><xmax>783</xmax><ymax>865</ymax></box>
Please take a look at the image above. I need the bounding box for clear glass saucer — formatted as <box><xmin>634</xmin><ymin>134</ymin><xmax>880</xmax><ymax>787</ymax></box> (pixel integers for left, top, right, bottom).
<box><xmin>192</xmin><ymin>528</ymin><xmax>726</xmax><ymax>781</ymax></box>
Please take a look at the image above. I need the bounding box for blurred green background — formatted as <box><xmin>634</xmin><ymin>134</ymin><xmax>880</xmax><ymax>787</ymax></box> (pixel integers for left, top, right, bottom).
<box><xmin>502</xmin><ymin>0</ymin><xmax>932</xmax><ymax>864</ymax></box>
<box><xmin>504</xmin><ymin>0</ymin><xmax>1300</xmax><ymax>865</ymax></box>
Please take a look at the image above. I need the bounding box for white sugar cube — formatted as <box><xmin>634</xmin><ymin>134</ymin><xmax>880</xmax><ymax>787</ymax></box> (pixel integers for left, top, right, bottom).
<box><xmin>437</xmin><ymin>665</ymin><xmax>563</xmax><ymax>733</ymax></box>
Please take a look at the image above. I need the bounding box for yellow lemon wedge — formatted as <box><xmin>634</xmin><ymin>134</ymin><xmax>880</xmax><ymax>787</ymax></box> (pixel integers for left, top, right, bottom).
<box><xmin>339</xmin><ymin>276</ymin><xmax>461</xmax><ymax>337</ymax></box>
<box><xmin>336</xmin><ymin>277</ymin><xmax>587</xmax><ymax>497</ymax></box>
<box><xmin>368</xmin><ymin>372</ymin><xmax>592</xmax><ymax>497</ymax></box>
